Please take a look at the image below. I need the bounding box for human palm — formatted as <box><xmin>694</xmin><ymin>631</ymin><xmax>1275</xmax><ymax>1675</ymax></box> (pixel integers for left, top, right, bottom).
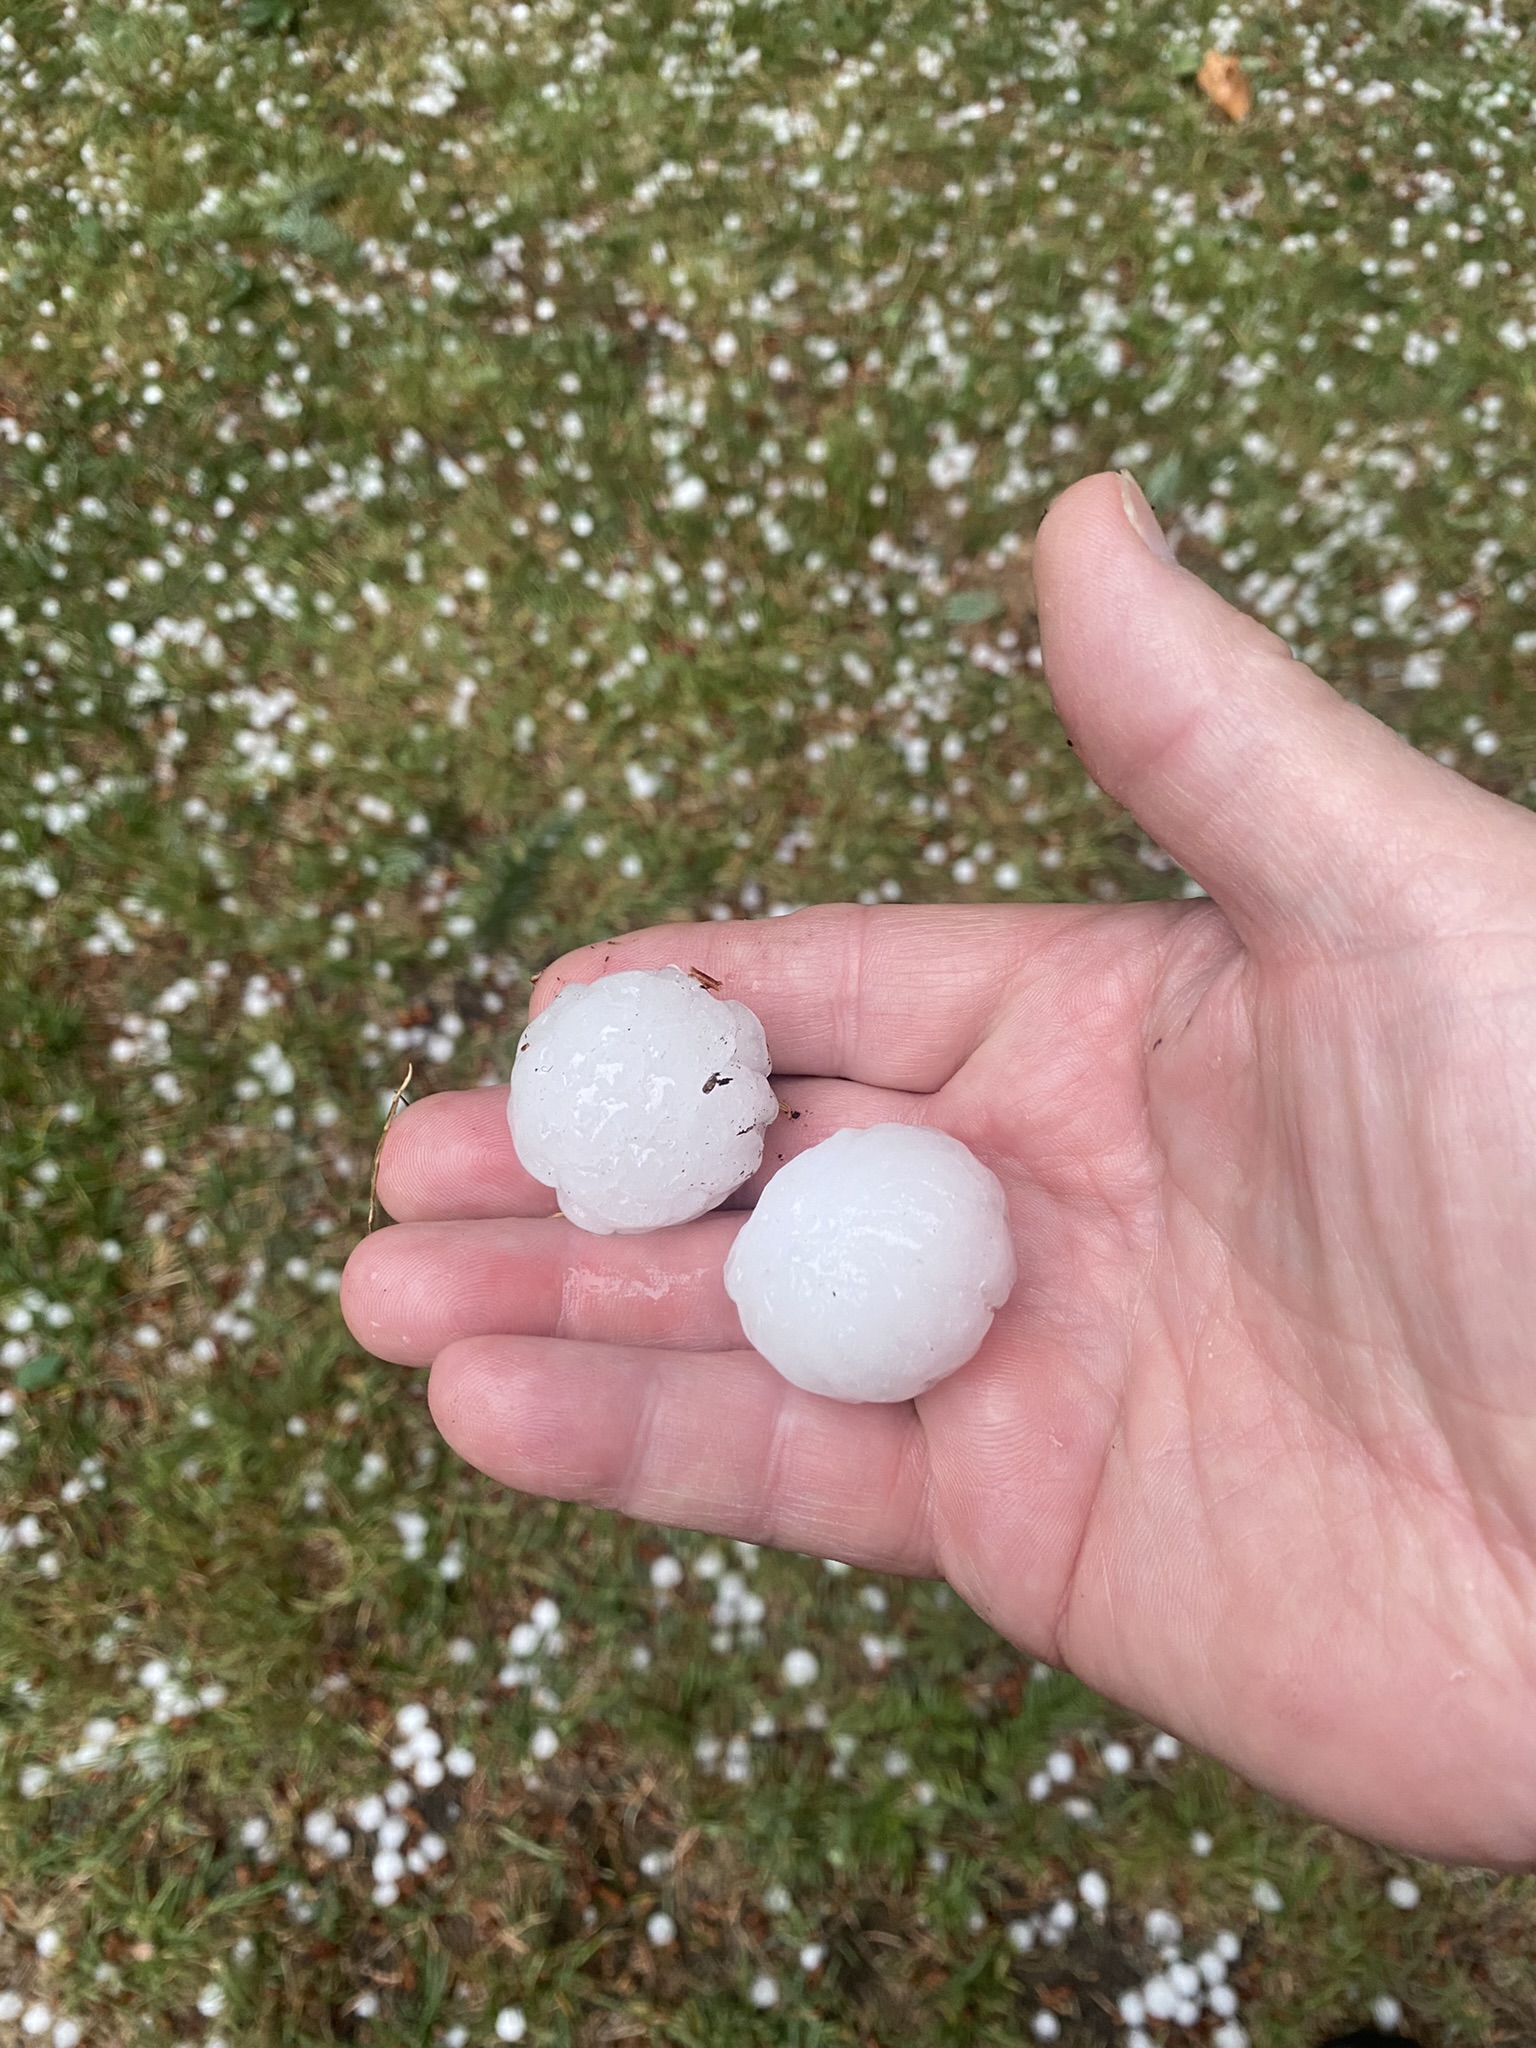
<box><xmin>344</xmin><ymin>474</ymin><xmax>1536</xmax><ymax>1864</ymax></box>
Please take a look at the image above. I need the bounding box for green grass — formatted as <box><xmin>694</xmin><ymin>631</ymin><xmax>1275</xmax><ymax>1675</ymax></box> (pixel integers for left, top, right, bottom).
<box><xmin>3</xmin><ymin>0</ymin><xmax>1536</xmax><ymax>2041</ymax></box>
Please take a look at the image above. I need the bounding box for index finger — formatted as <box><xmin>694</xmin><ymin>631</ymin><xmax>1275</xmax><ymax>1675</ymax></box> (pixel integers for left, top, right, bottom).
<box><xmin>374</xmin><ymin>1085</ymin><xmax>555</xmax><ymax>1224</ymax></box>
<box><xmin>539</xmin><ymin>902</ymin><xmax>1041</xmax><ymax>1092</ymax></box>
<box><xmin>376</xmin><ymin>903</ymin><xmax>1075</xmax><ymax>1225</ymax></box>
<box><xmin>374</xmin><ymin>1074</ymin><xmax>920</xmax><ymax>1225</ymax></box>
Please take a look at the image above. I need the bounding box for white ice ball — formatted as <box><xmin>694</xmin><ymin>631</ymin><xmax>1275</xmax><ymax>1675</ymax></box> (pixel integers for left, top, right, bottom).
<box><xmin>510</xmin><ymin>964</ymin><xmax>778</xmax><ymax>1234</ymax></box>
<box><xmin>724</xmin><ymin>1123</ymin><xmax>1016</xmax><ymax>1403</ymax></box>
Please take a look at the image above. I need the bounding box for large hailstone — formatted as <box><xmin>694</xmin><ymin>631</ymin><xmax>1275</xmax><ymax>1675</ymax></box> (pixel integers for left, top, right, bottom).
<box><xmin>724</xmin><ymin>1124</ymin><xmax>1015</xmax><ymax>1404</ymax></box>
<box><xmin>509</xmin><ymin>965</ymin><xmax>778</xmax><ymax>1234</ymax></box>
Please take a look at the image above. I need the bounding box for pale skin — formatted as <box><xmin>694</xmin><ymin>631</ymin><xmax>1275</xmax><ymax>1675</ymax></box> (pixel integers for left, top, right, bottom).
<box><xmin>343</xmin><ymin>471</ymin><xmax>1536</xmax><ymax>1867</ymax></box>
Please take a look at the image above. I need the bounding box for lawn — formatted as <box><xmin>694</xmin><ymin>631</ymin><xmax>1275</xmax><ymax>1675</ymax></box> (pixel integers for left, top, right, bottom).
<box><xmin>2</xmin><ymin>0</ymin><xmax>1536</xmax><ymax>2041</ymax></box>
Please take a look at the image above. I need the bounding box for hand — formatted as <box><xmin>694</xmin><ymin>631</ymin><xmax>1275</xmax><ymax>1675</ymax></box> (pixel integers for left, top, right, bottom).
<box><xmin>343</xmin><ymin>471</ymin><xmax>1536</xmax><ymax>1866</ymax></box>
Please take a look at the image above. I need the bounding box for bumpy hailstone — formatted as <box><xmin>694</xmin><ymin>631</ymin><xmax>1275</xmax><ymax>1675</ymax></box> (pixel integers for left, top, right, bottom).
<box><xmin>509</xmin><ymin>965</ymin><xmax>778</xmax><ymax>1234</ymax></box>
<box><xmin>724</xmin><ymin>1123</ymin><xmax>1015</xmax><ymax>1403</ymax></box>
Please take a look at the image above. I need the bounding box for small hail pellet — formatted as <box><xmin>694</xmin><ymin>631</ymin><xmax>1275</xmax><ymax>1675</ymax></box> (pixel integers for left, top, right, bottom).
<box><xmin>509</xmin><ymin>964</ymin><xmax>778</xmax><ymax>1234</ymax></box>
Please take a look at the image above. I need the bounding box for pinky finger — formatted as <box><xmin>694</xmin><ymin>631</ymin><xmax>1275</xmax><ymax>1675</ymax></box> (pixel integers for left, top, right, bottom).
<box><xmin>428</xmin><ymin>1336</ymin><xmax>938</xmax><ymax>1577</ymax></box>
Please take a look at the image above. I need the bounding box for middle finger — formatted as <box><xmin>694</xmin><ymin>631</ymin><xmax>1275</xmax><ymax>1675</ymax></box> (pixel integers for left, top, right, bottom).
<box><xmin>341</xmin><ymin>1210</ymin><xmax>746</xmax><ymax>1366</ymax></box>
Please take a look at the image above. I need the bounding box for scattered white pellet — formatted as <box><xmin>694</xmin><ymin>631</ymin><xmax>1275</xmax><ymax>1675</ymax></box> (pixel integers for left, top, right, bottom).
<box><xmin>1144</xmin><ymin>1909</ymin><xmax>1182</xmax><ymax>1949</ymax></box>
<box><xmin>781</xmin><ymin>1648</ymin><xmax>820</xmax><ymax>1687</ymax></box>
<box><xmin>1144</xmin><ymin>1977</ymin><xmax>1177</xmax><ymax>2021</ymax></box>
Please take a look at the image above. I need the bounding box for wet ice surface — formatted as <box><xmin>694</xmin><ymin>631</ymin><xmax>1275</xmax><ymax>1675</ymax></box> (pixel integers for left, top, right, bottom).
<box><xmin>724</xmin><ymin>1124</ymin><xmax>1016</xmax><ymax>1403</ymax></box>
<box><xmin>509</xmin><ymin>965</ymin><xmax>778</xmax><ymax>1234</ymax></box>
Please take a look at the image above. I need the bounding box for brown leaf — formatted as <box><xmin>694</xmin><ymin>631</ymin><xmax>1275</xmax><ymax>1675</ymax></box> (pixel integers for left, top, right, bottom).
<box><xmin>437</xmin><ymin>1912</ymin><xmax>480</xmax><ymax>1957</ymax></box>
<box><xmin>1196</xmin><ymin>49</ymin><xmax>1252</xmax><ymax>121</ymax></box>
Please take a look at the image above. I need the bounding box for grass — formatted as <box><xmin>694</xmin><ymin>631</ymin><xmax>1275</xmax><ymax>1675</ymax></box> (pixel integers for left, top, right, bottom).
<box><xmin>2</xmin><ymin>0</ymin><xmax>1536</xmax><ymax>2041</ymax></box>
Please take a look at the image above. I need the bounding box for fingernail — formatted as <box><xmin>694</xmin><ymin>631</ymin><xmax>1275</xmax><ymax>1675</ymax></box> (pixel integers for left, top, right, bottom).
<box><xmin>1118</xmin><ymin>469</ymin><xmax>1178</xmax><ymax>564</ymax></box>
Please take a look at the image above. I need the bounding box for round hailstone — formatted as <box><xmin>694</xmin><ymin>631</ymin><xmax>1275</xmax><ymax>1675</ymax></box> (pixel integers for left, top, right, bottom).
<box><xmin>510</xmin><ymin>965</ymin><xmax>778</xmax><ymax>1234</ymax></box>
<box><xmin>724</xmin><ymin>1124</ymin><xmax>1015</xmax><ymax>1403</ymax></box>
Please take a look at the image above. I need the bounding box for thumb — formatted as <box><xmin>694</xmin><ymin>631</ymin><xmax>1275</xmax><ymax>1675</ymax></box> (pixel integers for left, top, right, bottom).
<box><xmin>1033</xmin><ymin>470</ymin><xmax>1522</xmax><ymax>956</ymax></box>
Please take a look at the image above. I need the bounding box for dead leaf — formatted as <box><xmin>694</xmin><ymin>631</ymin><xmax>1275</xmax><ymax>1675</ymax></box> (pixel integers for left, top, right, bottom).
<box><xmin>436</xmin><ymin>1912</ymin><xmax>479</xmax><ymax>1957</ymax></box>
<box><xmin>1197</xmin><ymin>49</ymin><xmax>1252</xmax><ymax>122</ymax></box>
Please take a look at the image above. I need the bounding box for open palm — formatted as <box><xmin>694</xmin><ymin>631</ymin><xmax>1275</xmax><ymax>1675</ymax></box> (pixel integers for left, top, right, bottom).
<box><xmin>343</xmin><ymin>474</ymin><xmax>1536</xmax><ymax>1864</ymax></box>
